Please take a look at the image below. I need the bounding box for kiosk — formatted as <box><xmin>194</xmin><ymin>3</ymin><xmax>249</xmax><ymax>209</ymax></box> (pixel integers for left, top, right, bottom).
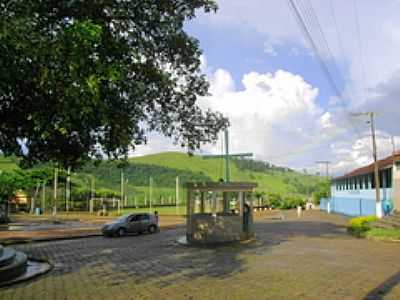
<box><xmin>185</xmin><ymin>182</ymin><xmax>257</xmax><ymax>244</ymax></box>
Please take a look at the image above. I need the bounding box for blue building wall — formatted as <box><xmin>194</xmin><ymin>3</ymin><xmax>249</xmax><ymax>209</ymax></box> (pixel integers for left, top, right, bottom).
<box><xmin>320</xmin><ymin>194</ymin><xmax>393</xmax><ymax>217</ymax></box>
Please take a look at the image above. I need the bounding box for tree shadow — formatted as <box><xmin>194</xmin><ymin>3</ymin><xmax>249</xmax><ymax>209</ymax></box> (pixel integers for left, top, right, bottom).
<box><xmin>254</xmin><ymin>219</ymin><xmax>349</xmax><ymax>240</ymax></box>
<box><xmin>8</xmin><ymin>219</ymin><xmax>349</xmax><ymax>290</ymax></box>
<box><xmin>363</xmin><ymin>271</ymin><xmax>400</xmax><ymax>300</ymax></box>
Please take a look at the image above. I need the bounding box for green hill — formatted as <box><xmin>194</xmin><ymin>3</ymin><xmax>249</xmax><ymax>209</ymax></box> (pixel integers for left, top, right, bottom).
<box><xmin>0</xmin><ymin>152</ymin><xmax>327</xmax><ymax>208</ymax></box>
<box><xmin>129</xmin><ymin>152</ymin><xmax>322</xmax><ymax>195</ymax></box>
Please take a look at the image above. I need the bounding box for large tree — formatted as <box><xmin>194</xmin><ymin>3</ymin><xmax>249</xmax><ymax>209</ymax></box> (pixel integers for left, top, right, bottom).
<box><xmin>0</xmin><ymin>1</ymin><xmax>228</xmax><ymax>169</ymax></box>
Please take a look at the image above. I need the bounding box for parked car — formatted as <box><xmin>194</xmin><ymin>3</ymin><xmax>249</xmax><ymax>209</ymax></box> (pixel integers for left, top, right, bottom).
<box><xmin>101</xmin><ymin>213</ymin><xmax>159</xmax><ymax>237</ymax></box>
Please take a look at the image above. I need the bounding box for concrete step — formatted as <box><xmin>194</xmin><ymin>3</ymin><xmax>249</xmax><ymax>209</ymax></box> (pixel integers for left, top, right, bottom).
<box><xmin>372</xmin><ymin>213</ymin><xmax>400</xmax><ymax>229</ymax></box>
<box><xmin>0</xmin><ymin>251</ymin><xmax>28</xmax><ymax>283</ymax></box>
<box><xmin>0</xmin><ymin>247</ymin><xmax>16</xmax><ymax>267</ymax></box>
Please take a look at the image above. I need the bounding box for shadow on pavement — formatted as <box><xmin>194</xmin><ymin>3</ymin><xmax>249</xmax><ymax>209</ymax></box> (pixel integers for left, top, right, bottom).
<box><xmin>364</xmin><ymin>271</ymin><xmax>400</xmax><ymax>300</ymax></box>
<box><xmin>6</xmin><ymin>219</ymin><xmax>348</xmax><ymax>290</ymax></box>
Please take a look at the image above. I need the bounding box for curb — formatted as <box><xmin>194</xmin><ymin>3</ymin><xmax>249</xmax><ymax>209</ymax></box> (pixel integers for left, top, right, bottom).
<box><xmin>0</xmin><ymin>257</ymin><xmax>53</xmax><ymax>288</ymax></box>
<box><xmin>1</xmin><ymin>223</ymin><xmax>184</xmax><ymax>245</ymax></box>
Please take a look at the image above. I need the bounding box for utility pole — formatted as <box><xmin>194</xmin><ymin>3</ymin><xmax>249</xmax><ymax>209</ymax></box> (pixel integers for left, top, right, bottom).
<box><xmin>370</xmin><ymin>112</ymin><xmax>382</xmax><ymax>218</ymax></box>
<box><xmin>391</xmin><ymin>136</ymin><xmax>396</xmax><ymax>155</ymax></box>
<box><xmin>120</xmin><ymin>169</ymin><xmax>124</xmax><ymax>208</ymax></box>
<box><xmin>176</xmin><ymin>176</ymin><xmax>179</xmax><ymax>215</ymax></box>
<box><xmin>125</xmin><ymin>178</ymin><xmax>128</xmax><ymax>207</ymax></box>
<box><xmin>66</xmin><ymin>166</ymin><xmax>71</xmax><ymax>212</ymax></box>
<box><xmin>224</xmin><ymin>130</ymin><xmax>231</xmax><ymax>182</ymax></box>
<box><xmin>351</xmin><ymin>112</ymin><xmax>382</xmax><ymax>218</ymax></box>
<box><xmin>53</xmin><ymin>167</ymin><xmax>58</xmax><ymax>216</ymax></box>
<box><xmin>149</xmin><ymin>176</ymin><xmax>153</xmax><ymax>213</ymax></box>
<box><xmin>316</xmin><ymin>161</ymin><xmax>331</xmax><ymax>178</ymax></box>
<box><xmin>42</xmin><ymin>182</ymin><xmax>46</xmax><ymax>213</ymax></box>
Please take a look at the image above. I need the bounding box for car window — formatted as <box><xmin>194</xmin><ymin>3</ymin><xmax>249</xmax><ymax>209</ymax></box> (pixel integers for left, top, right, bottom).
<box><xmin>139</xmin><ymin>214</ymin><xmax>150</xmax><ymax>221</ymax></box>
<box><xmin>130</xmin><ymin>215</ymin><xmax>140</xmax><ymax>222</ymax></box>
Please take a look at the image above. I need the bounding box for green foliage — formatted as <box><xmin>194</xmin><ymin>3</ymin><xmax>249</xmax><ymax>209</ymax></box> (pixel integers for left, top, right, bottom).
<box><xmin>267</xmin><ymin>193</ymin><xmax>283</xmax><ymax>209</ymax></box>
<box><xmin>0</xmin><ymin>171</ymin><xmax>27</xmax><ymax>202</ymax></box>
<box><xmin>234</xmin><ymin>159</ymin><xmax>293</xmax><ymax>173</ymax></box>
<box><xmin>0</xmin><ymin>1</ymin><xmax>227</xmax><ymax>168</ymax></box>
<box><xmin>348</xmin><ymin>216</ymin><xmax>378</xmax><ymax>236</ymax></box>
<box><xmin>312</xmin><ymin>180</ymin><xmax>331</xmax><ymax>205</ymax></box>
<box><xmin>281</xmin><ymin>195</ymin><xmax>305</xmax><ymax>209</ymax></box>
<box><xmin>366</xmin><ymin>228</ymin><xmax>400</xmax><ymax>241</ymax></box>
<box><xmin>0</xmin><ymin>152</ymin><xmax>326</xmax><ymax>209</ymax></box>
<box><xmin>95</xmin><ymin>188</ymin><xmax>120</xmax><ymax>198</ymax></box>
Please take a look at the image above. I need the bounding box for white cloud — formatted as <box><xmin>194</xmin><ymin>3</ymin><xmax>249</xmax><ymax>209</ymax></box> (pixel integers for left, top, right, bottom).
<box><xmin>131</xmin><ymin>1</ymin><xmax>400</xmax><ymax>176</ymax></box>
<box><xmin>131</xmin><ymin>62</ymin><xmax>399</xmax><ymax>175</ymax></box>
<box><xmin>263</xmin><ymin>38</ymin><xmax>282</xmax><ymax>57</ymax></box>
<box><xmin>209</xmin><ymin>68</ymin><xmax>235</xmax><ymax>96</ymax></box>
<box><xmin>199</xmin><ymin>68</ymin><xmax>339</xmax><ymax>166</ymax></box>
<box><xmin>195</xmin><ymin>0</ymin><xmax>400</xmax><ymax>105</ymax></box>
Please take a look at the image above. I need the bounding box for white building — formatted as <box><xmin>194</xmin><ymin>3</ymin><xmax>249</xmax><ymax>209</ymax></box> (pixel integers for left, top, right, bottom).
<box><xmin>322</xmin><ymin>152</ymin><xmax>400</xmax><ymax>216</ymax></box>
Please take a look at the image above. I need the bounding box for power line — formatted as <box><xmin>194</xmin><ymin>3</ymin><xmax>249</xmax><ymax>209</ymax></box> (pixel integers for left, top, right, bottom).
<box><xmin>287</xmin><ymin>0</ymin><xmax>342</xmax><ymax>98</ymax></box>
<box><xmin>353</xmin><ymin>0</ymin><xmax>368</xmax><ymax>105</ymax></box>
<box><xmin>287</xmin><ymin>0</ymin><xmax>367</xmax><ymax>142</ymax></box>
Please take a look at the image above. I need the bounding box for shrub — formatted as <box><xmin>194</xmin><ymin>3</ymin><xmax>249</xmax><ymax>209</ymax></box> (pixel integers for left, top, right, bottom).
<box><xmin>281</xmin><ymin>195</ymin><xmax>305</xmax><ymax>209</ymax></box>
<box><xmin>348</xmin><ymin>216</ymin><xmax>378</xmax><ymax>236</ymax></box>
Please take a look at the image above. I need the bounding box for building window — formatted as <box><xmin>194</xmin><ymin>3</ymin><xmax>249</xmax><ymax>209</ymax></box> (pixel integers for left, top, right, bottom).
<box><xmin>364</xmin><ymin>175</ymin><xmax>369</xmax><ymax>189</ymax></box>
<box><xmin>371</xmin><ymin>173</ymin><xmax>376</xmax><ymax>189</ymax></box>
<box><xmin>384</xmin><ymin>168</ymin><xmax>392</xmax><ymax>188</ymax></box>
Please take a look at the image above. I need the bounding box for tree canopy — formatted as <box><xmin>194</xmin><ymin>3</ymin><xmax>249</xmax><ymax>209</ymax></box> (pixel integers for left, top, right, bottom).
<box><xmin>0</xmin><ymin>1</ymin><xmax>228</xmax><ymax>169</ymax></box>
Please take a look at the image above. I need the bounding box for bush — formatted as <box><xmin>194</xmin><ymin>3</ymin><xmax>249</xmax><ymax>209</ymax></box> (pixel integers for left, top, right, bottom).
<box><xmin>281</xmin><ymin>195</ymin><xmax>305</xmax><ymax>209</ymax></box>
<box><xmin>348</xmin><ymin>216</ymin><xmax>378</xmax><ymax>236</ymax></box>
<box><xmin>267</xmin><ymin>193</ymin><xmax>282</xmax><ymax>209</ymax></box>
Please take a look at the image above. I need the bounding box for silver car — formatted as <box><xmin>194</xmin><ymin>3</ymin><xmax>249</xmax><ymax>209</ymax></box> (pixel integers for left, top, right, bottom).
<box><xmin>101</xmin><ymin>213</ymin><xmax>159</xmax><ymax>237</ymax></box>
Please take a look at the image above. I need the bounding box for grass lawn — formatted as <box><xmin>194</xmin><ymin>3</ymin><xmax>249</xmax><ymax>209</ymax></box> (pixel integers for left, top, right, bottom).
<box><xmin>366</xmin><ymin>228</ymin><xmax>400</xmax><ymax>241</ymax></box>
<box><xmin>118</xmin><ymin>205</ymin><xmax>186</xmax><ymax>216</ymax></box>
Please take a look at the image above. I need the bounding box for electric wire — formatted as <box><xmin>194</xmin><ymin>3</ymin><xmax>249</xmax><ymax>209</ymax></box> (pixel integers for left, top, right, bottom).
<box><xmin>287</xmin><ymin>0</ymin><xmax>368</xmax><ymax>142</ymax></box>
<box><xmin>353</xmin><ymin>0</ymin><xmax>368</xmax><ymax>106</ymax></box>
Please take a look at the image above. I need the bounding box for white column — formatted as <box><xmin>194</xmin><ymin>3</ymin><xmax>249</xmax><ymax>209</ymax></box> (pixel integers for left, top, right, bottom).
<box><xmin>376</xmin><ymin>202</ymin><xmax>383</xmax><ymax>218</ymax></box>
<box><xmin>212</xmin><ymin>191</ymin><xmax>217</xmax><ymax>217</ymax></box>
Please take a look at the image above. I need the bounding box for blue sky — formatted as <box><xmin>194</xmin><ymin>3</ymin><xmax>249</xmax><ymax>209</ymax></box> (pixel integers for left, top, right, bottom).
<box><xmin>135</xmin><ymin>0</ymin><xmax>400</xmax><ymax>175</ymax></box>
<box><xmin>186</xmin><ymin>19</ymin><xmax>337</xmax><ymax>110</ymax></box>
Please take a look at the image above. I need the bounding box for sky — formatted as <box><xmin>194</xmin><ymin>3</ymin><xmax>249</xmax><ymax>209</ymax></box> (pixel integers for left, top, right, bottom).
<box><xmin>133</xmin><ymin>0</ymin><xmax>400</xmax><ymax>176</ymax></box>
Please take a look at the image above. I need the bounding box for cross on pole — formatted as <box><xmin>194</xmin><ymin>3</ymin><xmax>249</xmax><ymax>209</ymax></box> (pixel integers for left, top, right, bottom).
<box><xmin>202</xmin><ymin>130</ymin><xmax>253</xmax><ymax>182</ymax></box>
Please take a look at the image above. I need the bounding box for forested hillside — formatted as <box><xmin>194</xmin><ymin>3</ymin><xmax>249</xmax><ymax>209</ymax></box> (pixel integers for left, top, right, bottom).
<box><xmin>0</xmin><ymin>152</ymin><xmax>329</xmax><ymax>209</ymax></box>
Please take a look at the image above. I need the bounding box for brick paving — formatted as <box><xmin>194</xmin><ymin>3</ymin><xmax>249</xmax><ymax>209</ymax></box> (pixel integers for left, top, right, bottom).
<box><xmin>1</xmin><ymin>210</ymin><xmax>400</xmax><ymax>300</ymax></box>
<box><xmin>0</xmin><ymin>216</ymin><xmax>185</xmax><ymax>243</ymax></box>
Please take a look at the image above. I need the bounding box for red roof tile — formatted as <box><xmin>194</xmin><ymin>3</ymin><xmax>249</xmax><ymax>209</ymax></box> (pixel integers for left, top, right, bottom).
<box><xmin>334</xmin><ymin>151</ymin><xmax>400</xmax><ymax>181</ymax></box>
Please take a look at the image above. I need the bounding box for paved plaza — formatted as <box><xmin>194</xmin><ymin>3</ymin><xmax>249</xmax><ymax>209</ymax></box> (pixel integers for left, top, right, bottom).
<box><xmin>1</xmin><ymin>210</ymin><xmax>400</xmax><ymax>300</ymax></box>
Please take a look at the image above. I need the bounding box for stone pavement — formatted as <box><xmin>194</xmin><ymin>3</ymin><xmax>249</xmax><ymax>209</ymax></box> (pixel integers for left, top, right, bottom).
<box><xmin>1</xmin><ymin>210</ymin><xmax>400</xmax><ymax>300</ymax></box>
<box><xmin>0</xmin><ymin>216</ymin><xmax>185</xmax><ymax>243</ymax></box>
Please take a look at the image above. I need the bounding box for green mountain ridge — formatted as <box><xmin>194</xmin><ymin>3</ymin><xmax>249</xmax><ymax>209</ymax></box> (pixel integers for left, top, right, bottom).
<box><xmin>0</xmin><ymin>152</ymin><xmax>326</xmax><ymax>203</ymax></box>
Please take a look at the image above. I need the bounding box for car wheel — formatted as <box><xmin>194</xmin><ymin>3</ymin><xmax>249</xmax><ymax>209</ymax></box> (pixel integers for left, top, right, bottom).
<box><xmin>148</xmin><ymin>225</ymin><xmax>157</xmax><ymax>234</ymax></box>
<box><xmin>117</xmin><ymin>227</ymin><xmax>126</xmax><ymax>237</ymax></box>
